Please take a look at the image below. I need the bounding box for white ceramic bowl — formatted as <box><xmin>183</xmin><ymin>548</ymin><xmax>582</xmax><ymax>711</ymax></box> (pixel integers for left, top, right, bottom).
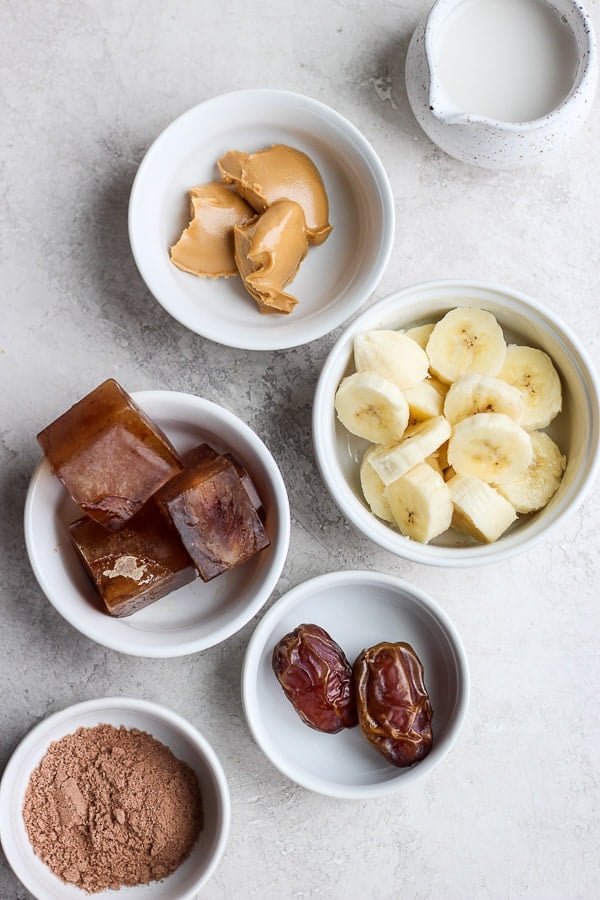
<box><xmin>128</xmin><ymin>89</ymin><xmax>394</xmax><ymax>350</ymax></box>
<box><xmin>242</xmin><ymin>570</ymin><xmax>469</xmax><ymax>799</ymax></box>
<box><xmin>25</xmin><ymin>390</ymin><xmax>290</xmax><ymax>656</ymax></box>
<box><xmin>313</xmin><ymin>279</ymin><xmax>600</xmax><ymax>566</ymax></box>
<box><xmin>0</xmin><ymin>697</ymin><xmax>230</xmax><ymax>900</ymax></box>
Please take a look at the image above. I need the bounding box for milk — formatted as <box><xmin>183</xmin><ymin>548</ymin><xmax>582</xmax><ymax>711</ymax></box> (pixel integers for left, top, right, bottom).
<box><xmin>436</xmin><ymin>0</ymin><xmax>579</xmax><ymax>122</ymax></box>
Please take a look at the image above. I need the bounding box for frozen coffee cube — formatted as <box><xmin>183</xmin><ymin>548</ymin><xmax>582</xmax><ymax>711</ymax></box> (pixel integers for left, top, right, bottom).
<box><xmin>155</xmin><ymin>453</ymin><xmax>270</xmax><ymax>581</ymax></box>
<box><xmin>181</xmin><ymin>443</ymin><xmax>265</xmax><ymax>521</ymax></box>
<box><xmin>37</xmin><ymin>379</ymin><xmax>183</xmax><ymax>530</ymax></box>
<box><xmin>70</xmin><ymin>501</ymin><xmax>196</xmax><ymax>617</ymax></box>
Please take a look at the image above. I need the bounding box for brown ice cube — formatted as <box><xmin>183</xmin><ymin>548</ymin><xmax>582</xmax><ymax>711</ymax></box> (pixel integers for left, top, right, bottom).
<box><xmin>69</xmin><ymin>501</ymin><xmax>196</xmax><ymax>617</ymax></box>
<box><xmin>155</xmin><ymin>453</ymin><xmax>270</xmax><ymax>582</ymax></box>
<box><xmin>37</xmin><ymin>379</ymin><xmax>183</xmax><ymax>530</ymax></box>
<box><xmin>181</xmin><ymin>444</ymin><xmax>265</xmax><ymax>521</ymax></box>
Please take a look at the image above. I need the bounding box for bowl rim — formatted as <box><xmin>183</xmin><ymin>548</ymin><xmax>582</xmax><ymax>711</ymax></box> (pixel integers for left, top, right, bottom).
<box><xmin>0</xmin><ymin>696</ymin><xmax>231</xmax><ymax>900</ymax></box>
<box><xmin>241</xmin><ymin>569</ymin><xmax>471</xmax><ymax>799</ymax></box>
<box><xmin>128</xmin><ymin>88</ymin><xmax>395</xmax><ymax>351</ymax></box>
<box><xmin>24</xmin><ymin>390</ymin><xmax>291</xmax><ymax>657</ymax></box>
<box><xmin>313</xmin><ymin>278</ymin><xmax>600</xmax><ymax>566</ymax></box>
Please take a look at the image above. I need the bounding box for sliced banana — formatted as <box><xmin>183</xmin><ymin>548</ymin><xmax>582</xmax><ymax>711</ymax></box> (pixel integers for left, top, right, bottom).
<box><xmin>359</xmin><ymin>446</ymin><xmax>394</xmax><ymax>522</ymax></box>
<box><xmin>334</xmin><ymin>371</ymin><xmax>409</xmax><ymax>444</ymax></box>
<box><xmin>354</xmin><ymin>330</ymin><xmax>429</xmax><ymax>390</ymax></box>
<box><xmin>385</xmin><ymin>462</ymin><xmax>453</xmax><ymax>543</ymax></box>
<box><xmin>369</xmin><ymin>416</ymin><xmax>452</xmax><ymax>485</ymax></box>
<box><xmin>405</xmin><ymin>322</ymin><xmax>435</xmax><ymax>350</ymax></box>
<box><xmin>426</xmin><ymin>307</ymin><xmax>507</xmax><ymax>384</ymax></box>
<box><xmin>497</xmin><ymin>344</ymin><xmax>562</xmax><ymax>430</ymax></box>
<box><xmin>447</xmin><ymin>472</ymin><xmax>518</xmax><ymax>543</ymax></box>
<box><xmin>425</xmin><ymin>454</ymin><xmax>444</xmax><ymax>477</ymax></box>
<box><xmin>447</xmin><ymin>412</ymin><xmax>533</xmax><ymax>484</ymax></box>
<box><xmin>404</xmin><ymin>379</ymin><xmax>446</xmax><ymax>421</ymax></box>
<box><xmin>444</xmin><ymin>373</ymin><xmax>524</xmax><ymax>425</ymax></box>
<box><xmin>494</xmin><ymin>430</ymin><xmax>566</xmax><ymax>513</ymax></box>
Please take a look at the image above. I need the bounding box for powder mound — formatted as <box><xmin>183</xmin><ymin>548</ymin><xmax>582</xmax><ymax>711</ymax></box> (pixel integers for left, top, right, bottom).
<box><xmin>22</xmin><ymin>723</ymin><xmax>203</xmax><ymax>894</ymax></box>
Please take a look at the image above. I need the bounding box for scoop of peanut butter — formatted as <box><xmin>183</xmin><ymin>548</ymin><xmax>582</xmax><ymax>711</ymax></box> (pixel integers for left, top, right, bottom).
<box><xmin>218</xmin><ymin>145</ymin><xmax>332</xmax><ymax>246</ymax></box>
<box><xmin>234</xmin><ymin>199</ymin><xmax>309</xmax><ymax>314</ymax></box>
<box><xmin>170</xmin><ymin>183</ymin><xmax>254</xmax><ymax>278</ymax></box>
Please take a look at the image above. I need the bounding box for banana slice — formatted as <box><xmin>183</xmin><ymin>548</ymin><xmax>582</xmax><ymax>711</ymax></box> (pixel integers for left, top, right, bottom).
<box><xmin>334</xmin><ymin>371</ymin><xmax>409</xmax><ymax>444</ymax></box>
<box><xmin>369</xmin><ymin>416</ymin><xmax>452</xmax><ymax>485</ymax></box>
<box><xmin>404</xmin><ymin>379</ymin><xmax>446</xmax><ymax>421</ymax></box>
<box><xmin>497</xmin><ymin>344</ymin><xmax>562</xmax><ymax>430</ymax></box>
<box><xmin>405</xmin><ymin>322</ymin><xmax>435</xmax><ymax>350</ymax></box>
<box><xmin>425</xmin><ymin>454</ymin><xmax>444</xmax><ymax>477</ymax></box>
<box><xmin>443</xmin><ymin>374</ymin><xmax>524</xmax><ymax>425</ymax></box>
<box><xmin>448</xmin><ymin>412</ymin><xmax>533</xmax><ymax>484</ymax></box>
<box><xmin>359</xmin><ymin>446</ymin><xmax>394</xmax><ymax>522</ymax></box>
<box><xmin>384</xmin><ymin>462</ymin><xmax>453</xmax><ymax>543</ymax></box>
<box><xmin>426</xmin><ymin>307</ymin><xmax>507</xmax><ymax>384</ymax></box>
<box><xmin>354</xmin><ymin>330</ymin><xmax>430</xmax><ymax>390</ymax></box>
<box><xmin>494</xmin><ymin>431</ymin><xmax>566</xmax><ymax>513</ymax></box>
<box><xmin>447</xmin><ymin>473</ymin><xmax>518</xmax><ymax>543</ymax></box>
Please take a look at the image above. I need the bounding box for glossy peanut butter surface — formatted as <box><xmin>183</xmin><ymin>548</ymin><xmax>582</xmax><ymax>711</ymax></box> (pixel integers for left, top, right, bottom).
<box><xmin>234</xmin><ymin>199</ymin><xmax>309</xmax><ymax>314</ymax></box>
<box><xmin>218</xmin><ymin>145</ymin><xmax>332</xmax><ymax>245</ymax></box>
<box><xmin>170</xmin><ymin>183</ymin><xmax>254</xmax><ymax>277</ymax></box>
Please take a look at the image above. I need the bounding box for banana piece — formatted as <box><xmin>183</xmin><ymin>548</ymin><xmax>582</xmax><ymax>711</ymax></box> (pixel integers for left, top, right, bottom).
<box><xmin>447</xmin><ymin>412</ymin><xmax>533</xmax><ymax>484</ymax></box>
<box><xmin>404</xmin><ymin>378</ymin><xmax>445</xmax><ymax>421</ymax></box>
<box><xmin>369</xmin><ymin>416</ymin><xmax>452</xmax><ymax>485</ymax></box>
<box><xmin>405</xmin><ymin>322</ymin><xmax>435</xmax><ymax>350</ymax></box>
<box><xmin>426</xmin><ymin>307</ymin><xmax>507</xmax><ymax>384</ymax></box>
<box><xmin>494</xmin><ymin>430</ymin><xmax>566</xmax><ymax>513</ymax></box>
<box><xmin>354</xmin><ymin>330</ymin><xmax>430</xmax><ymax>390</ymax></box>
<box><xmin>443</xmin><ymin>373</ymin><xmax>524</xmax><ymax>425</ymax></box>
<box><xmin>385</xmin><ymin>462</ymin><xmax>453</xmax><ymax>543</ymax></box>
<box><xmin>425</xmin><ymin>454</ymin><xmax>444</xmax><ymax>477</ymax></box>
<box><xmin>359</xmin><ymin>446</ymin><xmax>394</xmax><ymax>522</ymax></box>
<box><xmin>497</xmin><ymin>344</ymin><xmax>562</xmax><ymax>430</ymax></box>
<box><xmin>447</xmin><ymin>472</ymin><xmax>518</xmax><ymax>543</ymax></box>
<box><xmin>334</xmin><ymin>371</ymin><xmax>409</xmax><ymax>444</ymax></box>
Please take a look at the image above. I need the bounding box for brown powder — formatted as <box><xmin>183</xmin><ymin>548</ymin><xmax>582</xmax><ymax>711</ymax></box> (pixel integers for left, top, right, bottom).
<box><xmin>22</xmin><ymin>723</ymin><xmax>203</xmax><ymax>893</ymax></box>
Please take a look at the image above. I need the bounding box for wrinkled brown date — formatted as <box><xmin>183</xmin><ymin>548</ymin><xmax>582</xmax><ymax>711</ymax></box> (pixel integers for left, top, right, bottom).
<box><xmin>272</xmin><ymin>624</ymin><xmax>358</xmax><ymax>733</ymax></box>
<box><xmin>353</xmin><ymin>641</ymin><xmax>433</xmax><ymax>767</ymax></box>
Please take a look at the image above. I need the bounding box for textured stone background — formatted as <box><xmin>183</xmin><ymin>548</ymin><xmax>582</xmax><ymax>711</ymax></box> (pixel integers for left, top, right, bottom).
<box><xmin>1</xmin><ymin>1</ymin><xmax>599</xmax><ymax>897</ymax></box>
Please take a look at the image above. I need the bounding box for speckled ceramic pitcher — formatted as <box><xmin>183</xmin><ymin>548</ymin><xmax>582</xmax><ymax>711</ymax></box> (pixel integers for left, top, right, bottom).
<box><xmin>405</xmin><ymin>0</ymin><xmax>597</xmax><ymax>168</ymax></box>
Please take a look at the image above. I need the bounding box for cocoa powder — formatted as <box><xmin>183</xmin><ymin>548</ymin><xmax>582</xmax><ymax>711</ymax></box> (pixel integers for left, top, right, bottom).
<box><xmin>22</xmin><ymin>723</ymin><xmax>203</xmax><ymax>893</ymax></box>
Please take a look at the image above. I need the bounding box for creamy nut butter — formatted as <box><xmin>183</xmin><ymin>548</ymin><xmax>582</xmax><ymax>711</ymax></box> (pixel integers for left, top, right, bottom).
<box><xmin>234</xmin><ymin>199</ymin><xmax>309</xmax><ymax>314</ymax></box>
<box><xmin>218</xmin><ymin>145</ymin><xmax>332</xmax><ymax>245</ymax></box>
<box><xmin>170</xmin><ymin>183</ymin><xmax>254</xmax><ymax>277</ymax></box>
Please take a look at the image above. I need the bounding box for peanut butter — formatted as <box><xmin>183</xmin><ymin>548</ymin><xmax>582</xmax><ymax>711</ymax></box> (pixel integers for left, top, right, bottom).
<box><xmin>170</xmin><ymin>183</ymin><xmax>254</xmax><ymax>278</ymax></box>
<box><xmin>234</xmin><ymin>199</ymin><xmax>309</xmax><ymax>315</ymax></box>
<box><xmin>218</xmin><ymin>145</ymin><xmax>332</xmax><ymax>246</ymax></box>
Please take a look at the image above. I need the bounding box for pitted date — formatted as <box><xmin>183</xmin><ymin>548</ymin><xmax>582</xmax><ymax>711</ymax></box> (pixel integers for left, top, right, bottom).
<box><xmin>272</xmin><ymin>624</ymin><xmax>358</xmax><ymax>733</ymax></box>
<box><xmin>353</xmin><ymin>641</ymin><xmax>433</xmax><ymax>767</ymax></box>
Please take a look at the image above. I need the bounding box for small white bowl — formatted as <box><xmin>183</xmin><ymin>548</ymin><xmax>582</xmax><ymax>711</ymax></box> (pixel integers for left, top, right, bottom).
<box><xmin>242</xmin><ymin>570</ymin><xmax>470</xmax><ymax>799</ymax></box>
<box><xmin>25</xmin><ymin>391</ymin><xmax>290</xmax><ymax>656</ymax></box>
<box><xmin>313</xmin><ymin>279</ymin><xmax>600</xmax><ymax>566</ymax></box>
<box><xmin>128</xmin><ymin>89</ymin><xmax>394</xmax><ymax>350</ymax></box>
<box><xmin>0</xmin><ymin>697</ymin><xmax>230</xmax><ymax>900</ymax></box>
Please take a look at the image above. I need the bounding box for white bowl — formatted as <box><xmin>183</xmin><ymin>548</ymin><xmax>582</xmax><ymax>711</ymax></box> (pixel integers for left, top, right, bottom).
<box><xmin>242</xmin><ymin>570</ymin><xmax>469</xmax><ymax>799</ymax></box>
<box><xmin>25</xmin><ymin>390</ymin><xmax>290</xmax><ymax>656</ymax></box>
<box><xmin>128</xmin><ymin>89</ymin><xmax>394</xmax><ymax>350</ymax></box>
<box><xmin>313</xmin><ymin>279</ymin><xmax>600</xmax><ymax>566</ymax></box>
<box><xmin>0</xmin><ymin>697</ymin><xmax>230</xmax><ymax>900</ymax></box>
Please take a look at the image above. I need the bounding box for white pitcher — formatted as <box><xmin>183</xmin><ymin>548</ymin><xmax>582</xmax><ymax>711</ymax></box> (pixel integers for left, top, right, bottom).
<box><xmin>405</xmin><ymin>0</ymin><xmax>597</xmax><ymax>168</ymax></box>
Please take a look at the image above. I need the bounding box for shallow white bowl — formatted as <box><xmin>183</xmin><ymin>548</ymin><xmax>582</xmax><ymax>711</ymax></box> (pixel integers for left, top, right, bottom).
<box><xmin>313</xmin><ymin>279</ymin><xmax>600</xmax><ymax>566</ymax></box>
<box><xmin>242</xmin><ymin>570</ymin><xmax>469</xmax><ymax>799</ymax></box>
<box><xmin>128</xmin><ymin>89</ymin><xmax>394</xmax><ymax>350</ymax></box>
<box><xmin>0</xmin><ymin>697</ymin><xmax>230</xmax><ymax>900</ymax></box>
<box><xmin>25</xmin><ymin>391</ymin><xmax>290</xmax><ymax>656</ymax></box>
